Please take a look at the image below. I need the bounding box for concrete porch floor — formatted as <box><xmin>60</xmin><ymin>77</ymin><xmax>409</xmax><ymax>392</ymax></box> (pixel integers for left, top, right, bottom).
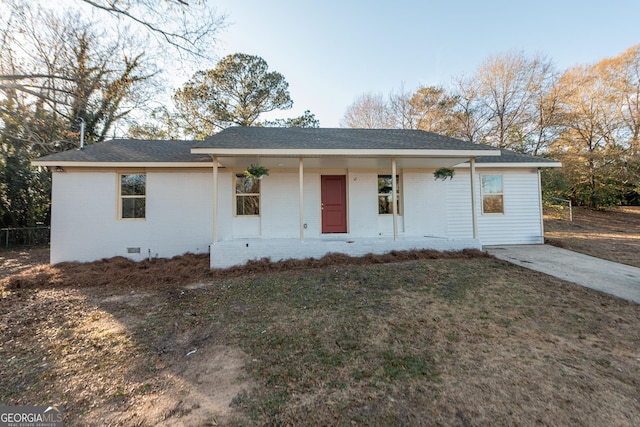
<box><xmin>209</xmin><ymin>236</ymin><xmax>481</xmax><ymax>269</ymax></box>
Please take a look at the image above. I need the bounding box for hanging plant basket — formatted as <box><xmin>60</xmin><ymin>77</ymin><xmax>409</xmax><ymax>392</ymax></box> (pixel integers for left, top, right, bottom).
<box><xmin>433</xmin><ymin>167</ymin><xmax>455</xmax><ymax>181</ymax></box>
<box><xmin>245</xmin><ymin>164</ymin><xmax>270</xmax><ymax>180</ymax></box>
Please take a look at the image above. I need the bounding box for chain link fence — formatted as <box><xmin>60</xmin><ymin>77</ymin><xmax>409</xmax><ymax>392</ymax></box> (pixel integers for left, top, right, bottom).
<box><xmin>1</xmin><ymin>227</ymin><xmax>50</xmax><ymax>248</ymax></box>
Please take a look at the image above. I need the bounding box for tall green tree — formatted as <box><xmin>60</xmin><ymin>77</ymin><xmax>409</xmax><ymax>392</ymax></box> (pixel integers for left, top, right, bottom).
<box><xmin>0</xmin><ymin>96</ymin><xmax>51</xmax><ymax>228</ymax></box>
<box><xmin>173</xmin><ymin>53</ymin><xmax>294</xmax><ymax>138</ymax></box>
<box><xmin>261</xmin><ymin>110</ymin><xmax>320</xmax><ymax>128</ymax></box>
<box><xmin>127</xmin><ymin>107</ymin><xmax>184</xmax><ymax>139</ymax></box>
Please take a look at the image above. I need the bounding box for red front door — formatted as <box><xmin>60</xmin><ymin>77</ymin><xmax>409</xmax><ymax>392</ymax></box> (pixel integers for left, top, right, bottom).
<box><xmin>321</xmin><ymin>175</ymin><xmax>347</xmax><ymax>233</ymax></box>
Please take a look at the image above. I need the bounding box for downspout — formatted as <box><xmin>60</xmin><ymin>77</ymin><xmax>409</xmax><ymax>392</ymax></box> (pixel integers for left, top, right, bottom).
<box><xmin>470</xmin><ymin>157</ymin><xmax>478</xmax><ymax>240</ymax></box>
<box><xmin>299</xmin><ymin>157</ymin><xmax>304</xmax><ymax>242</ymax></box>
<box><xmin>537</xmin><ymin>168</ymin><xmax>545</xmax><ymax>243</ymax></box>
<box><xmin>392</xmin><ymin>157</ymin><xmax>398</xmax><ymax>240</ymax></box>
<box><xmin>212</xmin><ymin>156</ymin><xmax>218</xmax><ymax>245</ymax></box>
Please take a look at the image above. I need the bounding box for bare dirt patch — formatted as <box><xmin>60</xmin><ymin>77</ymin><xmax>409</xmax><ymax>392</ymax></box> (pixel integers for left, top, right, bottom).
<box><xmin>545</xmin><ymin>206</ymin><xmax>640</xmax><ymax>267</ymax></box>
<box><xmin>126</xmin><ymin>344</ymin><xmax>255</xmax><ymax>426</ymax></box>
<box><xmin>0</xmin><ymin>247</ymin><xmax>49</xmax><ymax>280</ymax></box>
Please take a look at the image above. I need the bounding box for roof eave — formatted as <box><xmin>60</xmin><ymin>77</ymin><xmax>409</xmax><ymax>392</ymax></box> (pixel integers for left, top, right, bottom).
<box><xmin>31</xmin><ymin>160</ymin><xmax>214</xmax><ymax>168</ymax></box>
<box><xmin>190</xmin><ymin>148</ymin><xmax>502</xmax><ymax>157</ymax></box>
<box><xmin>454</xmin><ymin>161</ymin><xmax>562</xmax><ymax>168</ymax></box>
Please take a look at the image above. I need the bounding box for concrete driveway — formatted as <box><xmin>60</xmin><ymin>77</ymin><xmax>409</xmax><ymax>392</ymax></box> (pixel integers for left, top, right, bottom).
<box><xmin>485</xmin><ymin>245</ymin><xmax>640</xmax><ymax>304</ymax></box>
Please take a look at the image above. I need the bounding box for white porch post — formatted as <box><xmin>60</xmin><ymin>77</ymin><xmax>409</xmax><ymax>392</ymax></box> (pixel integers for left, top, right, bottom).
<box><xmin>299</xmin><ymin>157</ymin><xmax>304</xmax><ymax>242</ymax></box>
<box><xmin>212</xmin><ymin>156</ymin><xmax>219</xmax><ymax>245</ymax></box>
<box><xmin>392</xmin><ymin>157</ymin><xmax>398</xmax><ymax>240</ymax></box>
<box><xmin>470</xmin><ymin>157</ymin><xmax>478</xmax><ymax>240</ymax></box>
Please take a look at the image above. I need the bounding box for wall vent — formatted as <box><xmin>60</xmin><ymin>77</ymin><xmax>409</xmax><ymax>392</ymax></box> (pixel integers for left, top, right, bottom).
<box><xmin>127</xmin><ymin>247</ymin><xmax>141</xmax><ymax>254</ymax></box>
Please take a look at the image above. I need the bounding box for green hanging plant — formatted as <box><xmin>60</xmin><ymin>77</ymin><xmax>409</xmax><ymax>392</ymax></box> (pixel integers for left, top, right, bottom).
<box><xmin>245</xmin><ymin>164</ymin><xmax>270</xmax><ymax>179</ymax></box>
<box><xmin>433</xmin><ymin>167</ymin><xmax>455</xmax><ymax>181</ymax></box>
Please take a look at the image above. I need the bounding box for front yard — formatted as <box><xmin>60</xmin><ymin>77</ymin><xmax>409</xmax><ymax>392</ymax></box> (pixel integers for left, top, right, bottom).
<box><xmin>1</xmin><ymin>247</ymin><xmax>639</xmax><ymax>425</ymax></box>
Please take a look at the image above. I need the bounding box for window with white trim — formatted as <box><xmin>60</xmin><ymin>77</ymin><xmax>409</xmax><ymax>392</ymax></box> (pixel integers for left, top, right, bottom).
<box><xmin>235</xmin><ymin>174</ymin><xmax>260</xmax><ymax>215</ymax></box>
<box><xmin>378</xmin><ymin>175</ymin><xmax>401</xmax><ymax>215</ymax></box>
<box><xmin>481</xmin><ymin>174</ymin><xmax>504</xmax><ymax>214</ymax></box>
<box><xmin>120</xmin><ymin>174</ymin><xmax>146</xmax><ymax>219</ymax></box>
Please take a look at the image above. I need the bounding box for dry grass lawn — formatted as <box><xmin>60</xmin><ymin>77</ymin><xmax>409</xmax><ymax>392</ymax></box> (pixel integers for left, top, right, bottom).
<box><xmin>1</xmin><ymin>209</ymin><xmax>639</xmax><ymax>425</ymax></box>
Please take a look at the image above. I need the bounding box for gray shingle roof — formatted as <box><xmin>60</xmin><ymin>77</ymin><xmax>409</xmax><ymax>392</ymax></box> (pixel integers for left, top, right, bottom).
<box><xmin>194</xmin><ymin>127</ymin><xmax>499</xmax><ymax>151</ymax></box>
<box><xmin>33</xmin><ymin>128</ymin><xmax>558</xmax><ymax>165</ymax></box>
<box><xmin>475</xmin><ymin>149</ymin><xmax>558</xmax><ymax>164</ymax></box>
<box><xmin>34</xmin><ymin>139</ymin><xmax>212</xmax><ymax>163</ymax></box>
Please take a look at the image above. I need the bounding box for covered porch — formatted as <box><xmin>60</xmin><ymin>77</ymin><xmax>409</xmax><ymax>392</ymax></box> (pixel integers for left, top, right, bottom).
<box><xmin>201</xmin><ymin>155</ymin><xmax>490</xmax><ymax>268</ymax></box>
<box><xmin>191</xmin><ymin>127</ymin><xmax>501</xmax><ymax>268</ymax></box>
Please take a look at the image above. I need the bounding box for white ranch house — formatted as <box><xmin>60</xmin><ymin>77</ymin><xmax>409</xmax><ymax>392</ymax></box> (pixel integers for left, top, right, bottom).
<box><xmin>33</xmin><ymin>127</ymin><xmax>561</xmax><ymax>268</ymax></box>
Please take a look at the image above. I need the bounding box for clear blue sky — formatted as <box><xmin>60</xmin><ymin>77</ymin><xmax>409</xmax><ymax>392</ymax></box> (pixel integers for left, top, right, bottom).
<box><xmin>208</xmin><ymin>0</ymin><xmax>639</xmax><ymax>127</ymax></box>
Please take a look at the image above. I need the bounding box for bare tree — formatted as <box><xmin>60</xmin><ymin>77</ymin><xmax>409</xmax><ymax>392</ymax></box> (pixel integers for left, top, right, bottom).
<box><xmin>388</xmin><ymin>84</ymin><xmax>414</xmax><ymax>129</ymax></box>
<box><xmin>0</xmin><ymin>0</ymin><xmax>225</xmax><ymax>120</ymax></box>
<box><xmin>552</xmin><ymin>63</ymin><xmax>623</xmax><ymax>207</ymax></box>
<box><xmin>447</xmin><ymin>51</ymin><xmax>559</xmax><ymax>152</ymax></box>
<box><xmin>528</xmin><ymin>76</ymin><xmax>563</xmax><ymax>156</ymax></box>
<box><xmin>601</xmin><ymin>45</ymin><xmax>640</xmax><ymax>155</ymax></box>
<box><xmin>473</xmin><ymin>51</ymin><xmax>556</xmax><ymax>150</ymax></box>
<box><xmin>60</xmin><ymin>0</ymin><xmax>224</xmax><ymax>59</ymax></box>
<box><xmin>450</xmin><ymin>75</ymin><xmax>491</xmax><ymax>143</ymax></box>
<box><xmin>341</xmin><ymin>92</ymin><xmax>395</xmax><ymax>129</ymax></box>
<box><xmin>0</xmin><ymin>4</ymin><xmax>154</xmax><ymax>151</ymax></box>
<box><xmin>385</xmin><ymin>84</ymin><xmax>458</xmax><ymax>134</ymax></box>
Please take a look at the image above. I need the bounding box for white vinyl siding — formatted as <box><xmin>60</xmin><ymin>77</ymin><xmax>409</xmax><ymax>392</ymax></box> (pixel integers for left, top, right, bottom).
<box><xmin>402</xmin><ymin>171</ymin><xmax>446</xmax><ymax>237</ymax></box>
<box><xmin>477</xmin><ymin>170</ymin><xmax>543</xmax><ymax>245</ymax></box>
<box><xmin>446</xmin><ymin>169</ymin><xmax>543</xmax><ymax>245</ymax></box>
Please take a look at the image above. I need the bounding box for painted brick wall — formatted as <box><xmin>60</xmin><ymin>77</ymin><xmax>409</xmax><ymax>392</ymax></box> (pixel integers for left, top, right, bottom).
<box><xmin>347</xmin><ymin>171</ymin><xmax>379</xmax><ymax>237</ymax></box>
<box><xmin>261</xmin><ymin>172</ymin><xmax>301</xmax><ymax>239</ymax></box>
<box><xmin>402</xmin><ymin>171</ymin><xmax>447</xmax><ymax>238</ymax></box>
<box><xmin>50</xmin><ymin>170</ymin><xmax>213</xmax><ymax>264</ymax></box>
<box><xmin>445</xmin><ymin>170</ymin><xmax>475</xmax><ymax>239</ymax></box>
<box><xmin>222</xmin><ymin>171</ymin><xmax>323</xmax><ymax>240</ymax></box>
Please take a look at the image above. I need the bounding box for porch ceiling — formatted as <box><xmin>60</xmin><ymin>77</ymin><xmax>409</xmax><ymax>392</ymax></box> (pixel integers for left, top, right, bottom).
<box><xmin>214</xmin><ymin>155</ymin><xmax>475</xmax><ymax>170</ymax></box>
